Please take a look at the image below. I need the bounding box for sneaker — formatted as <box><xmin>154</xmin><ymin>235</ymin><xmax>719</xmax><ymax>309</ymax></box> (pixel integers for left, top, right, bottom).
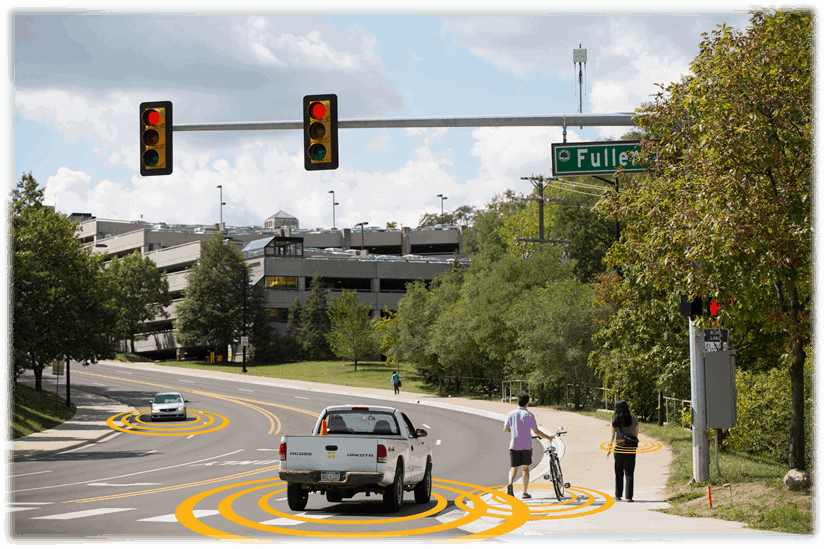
<box><xmin>506</xmin><ymin>484</ymin><xmax>514</xmax><ymax>496</ymax></box>
<box><xmin>615</xmin><ymin>496</ymin><xmax>622</xmax><ymax>501</ymax></box>
<box><xmin>627</xmin><ymin>499</ymin><xmax>634</xmax><ymax>502</ymax></box>
<box><xmin>522</xmin><ymin>493</ymin><xmax>532</xmax><ymax>499</ymax></box>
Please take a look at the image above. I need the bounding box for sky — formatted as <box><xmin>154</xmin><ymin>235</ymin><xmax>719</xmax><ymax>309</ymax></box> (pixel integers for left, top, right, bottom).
<box><xmin>5</xmin><ymin>1</ymin><xmax>769</xmax><ymax>231</ymax></box>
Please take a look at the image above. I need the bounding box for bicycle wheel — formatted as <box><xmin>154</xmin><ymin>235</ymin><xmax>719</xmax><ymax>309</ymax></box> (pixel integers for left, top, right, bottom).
<box><xmin>550</xmin><ymin>454</ymin><xmax>564</xmax><ymax>501</ymax></box>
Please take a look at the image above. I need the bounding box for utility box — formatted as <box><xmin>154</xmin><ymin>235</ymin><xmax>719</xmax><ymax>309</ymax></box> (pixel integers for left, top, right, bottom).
<box><xmin>705</xmin><ymin>349</ymin><xmax>737</xmax><ymax>428</ymax></box>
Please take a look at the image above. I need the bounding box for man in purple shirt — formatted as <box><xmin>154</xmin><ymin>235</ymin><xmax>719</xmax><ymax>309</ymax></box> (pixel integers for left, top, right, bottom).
<box><xmin>503</xmin><ymin>393</ymin><xmax>554</xmax><ymax>498</ymax></box>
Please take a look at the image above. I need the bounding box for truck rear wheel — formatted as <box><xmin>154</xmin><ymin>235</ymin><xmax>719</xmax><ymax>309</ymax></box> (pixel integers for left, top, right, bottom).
<box><xmin>414</xmin><ymin>461</ymin><xmax>432</xmax><ymax>504</ymax></box>
<box><xmin>287</xmin><ymin>482</ymin><xmax>308</xmax><ymax>511</ymax></box>
<box><xmin>383</xmin><ymin>462</ymin><xmax>404</xmax><ymax>512</ymax></box>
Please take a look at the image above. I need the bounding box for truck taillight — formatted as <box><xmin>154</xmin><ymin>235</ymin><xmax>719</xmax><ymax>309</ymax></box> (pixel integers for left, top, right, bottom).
<box><xmin>377</xmin><ymin>444</ymin><xmax>387</xmax><ymax>464</ymax></box>
<box><xmin>279</xmin><ymin>442</ymin><xmax>286</xmax><ymax>461</ymax></box>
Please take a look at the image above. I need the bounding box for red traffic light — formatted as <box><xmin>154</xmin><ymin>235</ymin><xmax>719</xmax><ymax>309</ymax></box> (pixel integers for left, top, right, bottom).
<box><xmin>139</xmin><ymin>101</ymin><xmax>173</xmax><ymax>176</ymax></box>
<box><xmin>303</xmin><ymin>94</ymin><xmax>338</xmax><ymax>171</ymax></box>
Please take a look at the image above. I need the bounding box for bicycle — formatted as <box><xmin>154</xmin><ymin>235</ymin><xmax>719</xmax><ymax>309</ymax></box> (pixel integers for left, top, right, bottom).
<box><xmin>533</xmin><ymin>427</ymin><xmax>570</xmax><ymax>501</ymax></box>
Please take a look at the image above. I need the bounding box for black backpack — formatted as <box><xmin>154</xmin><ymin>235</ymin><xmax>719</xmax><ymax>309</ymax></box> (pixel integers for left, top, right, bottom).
<box><xmin>618</xmin><ymin>423</ymin><xmax>639</xmax><ymax>448</ymax></box>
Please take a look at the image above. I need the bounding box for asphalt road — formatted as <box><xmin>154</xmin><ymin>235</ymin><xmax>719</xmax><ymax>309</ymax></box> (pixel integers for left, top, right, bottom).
<box><xmin>8</xmin><ymin>361</ymin><xmax>536</xmax><ymax>541</ymax></box>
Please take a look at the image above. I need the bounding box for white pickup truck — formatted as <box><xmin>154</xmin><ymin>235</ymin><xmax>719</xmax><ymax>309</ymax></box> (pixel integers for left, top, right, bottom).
<box><xmin>278</xmin><ymin>405</ymin><xmax>433</xmax><ymax>512</ymax></box>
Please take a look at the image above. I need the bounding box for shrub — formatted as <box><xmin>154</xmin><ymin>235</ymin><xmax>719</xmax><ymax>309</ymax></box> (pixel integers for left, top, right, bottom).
<box><xmin>724</xmin><ymin>364</ymin><xmax>812</xmax><ymax>466</ymax></box>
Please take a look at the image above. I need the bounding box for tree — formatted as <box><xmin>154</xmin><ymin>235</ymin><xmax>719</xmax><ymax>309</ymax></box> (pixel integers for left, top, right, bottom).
<box><xmin>416</xmin><ymin>205</ymin><xmax>475</xmax><ymax>228</ymax></box>
<box><xmin>596</xmin><ymin>10</ymin><xmax>812</xmax><ymax>469</ymax></box>
<box><xmin>326</xmin><ymin>290</ymin><xmax>379</xmax><ymax>370</ymax></box>
<box><xmin>174</xmin><ymin>234</ymin><xmax>267</xmax><ymax>360</ymax></box>
<box><xmin>107</xmin><ymin>251</ymin><xmax>171</xmax><ymax>353</ymax></box>
<box><xmin>287</xmin><ymin>272</ymin><xmax>331</xmax><ymax>359</ymax></box>
<box><xmin>11</xmin><ymin>172</ymin><xmax>118</xmax><ymax>391</ymax></box>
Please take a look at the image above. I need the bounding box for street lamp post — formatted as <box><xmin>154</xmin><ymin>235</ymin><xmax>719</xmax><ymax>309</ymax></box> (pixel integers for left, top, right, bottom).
<box><xmin>355</xmin><ymin>222</ymin><xmax>368</xmax><ymax>251</ymax></box>
<box><xmin>437</xmin><ymin>194</ymin><xmax>448</xmax><ymax>224</ymax></box>
<box><xmin>329</xmin><ymin>190</ymin><xmax>339</xmax><ymax>230</ymax></box>
<box><xmin>217</xmin><ymin>185</ymin><xmax>226</xmax><ymax>224</ymax></box>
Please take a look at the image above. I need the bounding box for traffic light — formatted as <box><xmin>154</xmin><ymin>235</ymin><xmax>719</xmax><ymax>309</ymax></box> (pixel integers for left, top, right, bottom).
<box><xmin>140</xmin><ymin>101</ymin><xmax>173</xmax><ymax>176</ymax></box>
<box><xmin>303</xmin><ymin>94</ymin><xmax>338</xmax><ymax>171</ymax></box>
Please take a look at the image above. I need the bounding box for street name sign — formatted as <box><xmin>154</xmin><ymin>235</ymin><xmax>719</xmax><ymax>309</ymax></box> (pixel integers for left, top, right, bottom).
<box><xmin>552</xmin><ymin>140</ymin><xmax>651</xmax><ymax>176</ymax></box>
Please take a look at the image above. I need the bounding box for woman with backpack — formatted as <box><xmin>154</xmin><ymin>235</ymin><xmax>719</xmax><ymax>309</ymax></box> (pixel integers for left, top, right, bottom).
<box><xmin>608</xmin><ymin>400</ymin><xmax>639</xmax><ymax>501</ymax></box>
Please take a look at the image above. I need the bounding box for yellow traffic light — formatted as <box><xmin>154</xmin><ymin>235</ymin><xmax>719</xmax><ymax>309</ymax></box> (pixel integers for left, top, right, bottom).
<box><xmin>140</xmin><ymin>101</ymin><xmax>173</xmax><ymax>176</ymax></box>
<box><xmin>303</xmin><ymin>94</ymin><xmax>338</xmax><ymax>171</ymax></box>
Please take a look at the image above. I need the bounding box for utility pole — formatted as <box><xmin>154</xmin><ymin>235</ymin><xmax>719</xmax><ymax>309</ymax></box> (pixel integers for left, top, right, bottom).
<box><xmin>514</xmin><ymin>175</ymin><xmax>571</xmax><ymax>256</ymax></box>
<box><xmin>689</xmin><ymin>315</ymin><xmax>709</xmax><ymax>481</ymax></box>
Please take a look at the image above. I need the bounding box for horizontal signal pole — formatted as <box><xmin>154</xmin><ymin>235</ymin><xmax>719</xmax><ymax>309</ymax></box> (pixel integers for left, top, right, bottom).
<box><xmin>173</xmin><ymin>113</ymin><xmax>637</xmax><ymax>132</ymax></box>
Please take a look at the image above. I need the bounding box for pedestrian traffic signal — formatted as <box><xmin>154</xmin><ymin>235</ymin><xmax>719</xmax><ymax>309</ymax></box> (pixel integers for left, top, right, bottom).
<box><xmin>680</xmin><ymin>294</ymin><xmax>703</xmax><ymax>317</ymax></box>
<box><xmin>140</xmin><ymin>101</ymin><xmax>173</xmax><ymax>176</ymax></box>
<box><xmin>303</xmin><ymin>94</ymin><xmax>338</xmax><ymax>171</ymax></box>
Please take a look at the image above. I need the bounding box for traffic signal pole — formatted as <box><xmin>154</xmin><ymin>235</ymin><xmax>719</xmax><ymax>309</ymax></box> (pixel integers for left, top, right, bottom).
<box><xmin>172</xmin><ymin>113</ymin><xmax>637</xmax><ymax>133</ymax></box>
<box><xmin>689</xmin><ymin>317</ymin><xmax>710</xmax><ymax>482</ymax></box>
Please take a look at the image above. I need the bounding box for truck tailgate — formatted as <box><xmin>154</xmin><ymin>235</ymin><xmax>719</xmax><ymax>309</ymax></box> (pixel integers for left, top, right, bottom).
<box><xmin>285</xmin><ymin>437</ymin><xmax>379</xmax><ymax>472</ymax></box>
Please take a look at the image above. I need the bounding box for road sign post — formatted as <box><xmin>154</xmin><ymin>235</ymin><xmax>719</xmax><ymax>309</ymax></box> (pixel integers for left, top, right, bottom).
<box><xmin>552</xmin><ymin>140</ymin><xmax>651</xmax><ymax>176</ymax></box>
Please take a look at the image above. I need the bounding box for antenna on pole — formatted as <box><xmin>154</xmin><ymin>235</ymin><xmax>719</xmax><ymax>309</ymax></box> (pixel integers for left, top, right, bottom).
<box><xmin>573</xmin><ymin>45</ymin><xmax>587</xmax><ymax>129</ymax></box>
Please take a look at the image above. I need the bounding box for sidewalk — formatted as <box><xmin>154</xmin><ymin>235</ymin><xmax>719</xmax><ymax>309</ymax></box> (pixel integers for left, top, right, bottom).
<box><xmin>9</xmin><ymin>361</ymin><xmax>797</xmax><ymax>537</ymax></box>
<box><xmin>10</xmin><ymin>376</ymin><xmax>133</xmax><ymax>460</ymax></box>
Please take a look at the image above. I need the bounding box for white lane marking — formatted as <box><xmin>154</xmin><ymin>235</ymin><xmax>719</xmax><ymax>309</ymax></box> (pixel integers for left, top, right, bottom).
<box><xmin>293</xmin><ymin>396</ymin><xmax>309</xmax><ymax>400</ymax></box>
<box><xmin>187</xmin><ymin>435</ymin><xmax>195</xmax><ymax>439</ymax></box>
<box><xmin>238</xmin><ymin>389</ymin><xmax>253</xmax><ymax>392</ymax></box>
<box><xmin>436</xmin><ymin>440</ymin><xmax>441</xmax><ymax>445</ymax></box>
<box><xmin>261</xmin><ymin>513</ymin><xmax>331</xmax><ymax>526</ymax></box>
<box><xmin>92</xmin><ymin>382</ymin><xmax>106</xmax><ymax>386</ymax></box>
<box><xmin>257</xmin><ymin>449</ymin><xmax>279</xmax><ymax>452</ymax></box>
<box><xmin>138</xmin><ymin>450</ymin><xmax>157</xmax><ymax>457</ymax></box>
<box><xmin>5</xmin><ymin>506</ymin><xmax>41</xmax><ymax>513</ymax></box>
<box><xmin>7</xmin><ymin>471</ymin><xmax>52</xmax><ymax>479</ymax></box>
<box><xmin>5</xmin><ymin>502</ymin><xmax>52</xmax><ymax>505</ymax></box>
<box><xmin>138</xmin><ymin>509</ymin><xmax>219</xmax><ymax>522</ymax></box>
<box><xmin>33</xmin><ymin>508</ymin><xmax>135</xmax><ymax>520</ymax></box>
<box><xmin>422</xmin><ymin>424</ymin><xmax>431</xmax><ymax>429</ymax></box>
<box><xmin>10</xmin><ymin>449</ymin><xmax>245</xmax><ymax>494</ymax></box>
<box><xmin>275</xmin><ymin>497</ymin><xmax>287</xmax><ymax>501</ymax></box>
<box><xmin>87</xmin><ymin>483</ymin><xmax>162</xmax><ymax>487</ymax></box>
<box><xmin>178</xmin><ymin>380</ymin><xmax>195</xmax><ymax>383</ymax></box>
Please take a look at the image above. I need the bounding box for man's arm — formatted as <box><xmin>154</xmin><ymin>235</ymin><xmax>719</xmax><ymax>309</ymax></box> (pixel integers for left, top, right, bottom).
<box><xmin>532</xmin><ymin>427</ymin><xmax>554</xmax><ymax>440</ymax></box>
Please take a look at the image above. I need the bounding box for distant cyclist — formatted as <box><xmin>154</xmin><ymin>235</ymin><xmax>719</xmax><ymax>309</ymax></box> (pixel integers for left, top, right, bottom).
<box><xmin>503</xmin><ymin>392</ymin><xmax>554</xmax><ymax>499</ymax></box>
<box><xmin>391</xmin><ymin>371</ymin><xmax>401</xmax><ymax>395</ymax></box>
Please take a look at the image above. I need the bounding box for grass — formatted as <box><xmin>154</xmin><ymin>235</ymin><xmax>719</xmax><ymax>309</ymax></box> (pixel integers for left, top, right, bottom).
<box><xmin>156</xmin><ymin>359</ymin><xmax>435</xmax><ymax>395</ymax></box>
<box><xmin>12</xmin><ymin>383</ymin><xmax>77</xmax><ymax>439</ymax></box>
<box><xmin>640</xmin><ymin>421</ymin><xmax>812</xmax><ymax>534</ymax></box>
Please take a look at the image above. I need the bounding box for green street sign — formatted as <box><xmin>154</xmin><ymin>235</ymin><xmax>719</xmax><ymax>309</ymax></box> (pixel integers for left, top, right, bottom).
<box><xmin>552</xmin><ymin>140</ymin><xmax>651</xmax><ymax>176</ymax></box>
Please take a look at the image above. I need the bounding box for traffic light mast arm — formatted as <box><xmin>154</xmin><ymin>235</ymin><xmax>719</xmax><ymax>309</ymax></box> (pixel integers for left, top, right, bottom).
<box><xmin>172</xmin><ymin>113</ymin><xmax>638</xmax><ymax>132</ymax></box>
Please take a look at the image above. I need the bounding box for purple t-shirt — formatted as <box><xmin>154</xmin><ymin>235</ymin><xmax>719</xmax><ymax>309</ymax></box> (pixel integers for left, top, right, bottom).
<box><xmin>505</xmin><ymin>407</ymin><xmax>538</xmax><ymax>450</ymax></box>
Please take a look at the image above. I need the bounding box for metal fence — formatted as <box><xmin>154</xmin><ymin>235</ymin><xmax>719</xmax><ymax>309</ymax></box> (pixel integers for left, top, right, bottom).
<box><xmin>663</xmin><ymin>396</ymin><xmax>693</xmax><ymax>428</ymax></box>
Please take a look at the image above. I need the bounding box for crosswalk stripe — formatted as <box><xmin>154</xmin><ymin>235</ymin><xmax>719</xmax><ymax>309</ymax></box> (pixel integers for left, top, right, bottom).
<box><xmin>138</xmin><ymin>509</ymin><xmax>220</xmax><ymax>522</ymax></box>
<box><xmin>33</xmin><ymin>508</ymin><xmax>135</xmax><ymax>520</ymax></box>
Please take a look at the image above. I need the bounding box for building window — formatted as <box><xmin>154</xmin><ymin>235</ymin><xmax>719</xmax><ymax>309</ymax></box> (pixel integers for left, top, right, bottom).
<box><xmin>266</xmin><ymin>276</ymin><xmax>297</xmax><ymax>289</ymax></box>
<box><xmin>264</xmin><ymin>308</ymin><xmax>291</xmax><ymax>321</ymax></box>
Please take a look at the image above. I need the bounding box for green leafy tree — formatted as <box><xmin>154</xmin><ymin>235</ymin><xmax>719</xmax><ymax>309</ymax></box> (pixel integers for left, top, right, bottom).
<box><xmin>462</xmin><ymin>190</ymin><xmax>525</xmax><ymax>262</ymax></box>
<box><xmin>596</xmin><ymin>10</ymin><xmax>812</xmax><ymax>469</ymax></box>
<box><xmin>374</xmin><ymin>309</ymin><xmax>401</xmax><ymax>368</ymax></box>
<box><xmin>174</xmin><ymin>234</ymin><xmax>268</xmax><ymax>360</ymax></box>
<box><xmin>394</xmin><ymin>280</ymin><xmax>444</xmax><ymax>390</ymax></box>
<box><xmin>106</xmin><ymin>251</ymin><xmax>171</xmax><ymax>353</ymax></box>
<box><xmin>417</xmin><ymin>205</ymin><xmax>475</xmax><ymax>228</ymax></box>
<box><xmin>287</xmin><ymin>272</ymin><xmax>331</xmax><ymax>359</ymax></box>
<box><xmin>507</xmin><ymin>278</ymin><xmax>610</xmax><ymax>409</ymax></box>
<box><xmin>11</xmin><ymin>172</ymin><xmax>118</xmax><ymax>391</ymax></box>
<box><xmin>326</xmin><ymin>290</ymin><xmax>379</xmax><ymax>370</ymax></box>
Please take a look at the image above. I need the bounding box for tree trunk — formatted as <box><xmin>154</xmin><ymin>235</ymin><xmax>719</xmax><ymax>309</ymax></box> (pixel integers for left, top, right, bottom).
<box><xmin>658</xmin><ymin>389</ymin><xmax>664</xmax><ymax>426</ymax></box>
<box><xmin>33</xmin><ymin>365</ymin><xmax>43</xmax><ymax>392</ymax></box>
<box><xmin>788</xmin><ymin>282</ymin><xmax>806</xmax><ymax>471</ymax></box>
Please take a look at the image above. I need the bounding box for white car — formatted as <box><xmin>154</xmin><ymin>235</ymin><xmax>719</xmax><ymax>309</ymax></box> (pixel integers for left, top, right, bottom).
<box><xmin>150</xmin><ymin>392</ymin><xmax>188</xmax><ymax>421</ymax></box>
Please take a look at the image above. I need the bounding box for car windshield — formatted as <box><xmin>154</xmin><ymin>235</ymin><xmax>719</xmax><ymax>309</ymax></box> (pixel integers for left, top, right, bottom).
<box><xmin>321</xmin><ymin>411</ymin><xmax>400</xmax><ymax>435</ymax></box>
<box><xmin>154</xmin><ymin>394</ymin><xmax>182</xmax><ymax>404</ymax></box>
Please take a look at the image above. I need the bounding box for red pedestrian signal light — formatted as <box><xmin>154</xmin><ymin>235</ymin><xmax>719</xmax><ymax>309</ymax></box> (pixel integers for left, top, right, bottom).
<box><xmin>140</xmin><ymin>101</ymin><xmax>173</xmax><ymax>176</ymax></box>
<box><xmin>303</xmin><ymin>94</ymin><xmax>338</xmax><ymax>171</ymax></box>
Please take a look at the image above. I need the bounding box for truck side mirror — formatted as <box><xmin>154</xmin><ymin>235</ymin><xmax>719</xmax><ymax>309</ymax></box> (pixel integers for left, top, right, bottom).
<box><xmin>416</xmin><ymin>428</ymin><xmax>428</xmax><ymax>438</ymax></box>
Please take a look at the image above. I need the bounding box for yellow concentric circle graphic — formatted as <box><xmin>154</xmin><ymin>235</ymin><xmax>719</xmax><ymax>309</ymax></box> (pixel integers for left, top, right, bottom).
<box><xmin>106</xmin><ymin>409</ymin><xmax>229</xmax><ymax>436</ymax></box>
<box><xmin>601</xmin><ymin>439</ymin><xmax>662</xmax><ymax>454</ymax></box>
<box><xmin>173</xmin><ymin>477</ymin><xmax>615</xmax><ymax>541</ymax></box>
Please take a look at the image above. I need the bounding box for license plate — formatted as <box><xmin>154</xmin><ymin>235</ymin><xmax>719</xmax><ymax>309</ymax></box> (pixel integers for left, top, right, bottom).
<box><xmin>321</xmin><ymin>471</ymin><xmax>340</xmax><ymax>482</ymax></box>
